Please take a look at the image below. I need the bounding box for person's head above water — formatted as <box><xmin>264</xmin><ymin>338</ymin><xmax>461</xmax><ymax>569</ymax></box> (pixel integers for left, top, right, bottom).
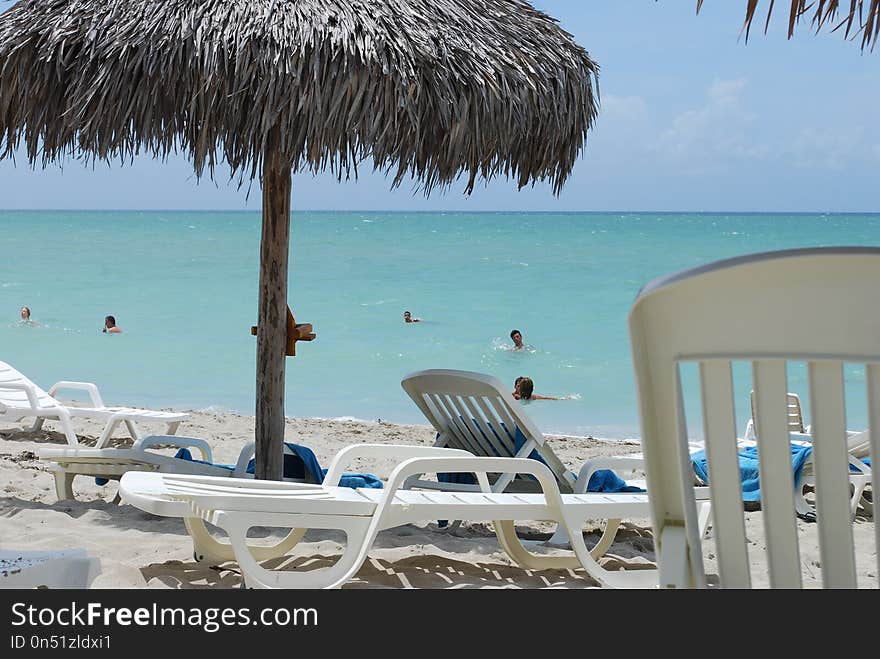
<box><xmin>514</xmin><ymin>376</ymin><xmax>534</xmax><ymax>400</ymax></box>
<box><xmin>403</xmin><ymin>311</ymin><xmax>420</xmax><ymax>323</ymax></box>
<box><xmin>20</xmin><ymin>306</ymin><xmax>30</xmax><ymax>321</ymax></box>
<box><xmin>509</xmin><ymin>329</ymin><xmax>523</xmax><ymax>348</ymax></box>
<box><xmin>103</xmin><ymin>315</ymin><xmax>122</xmax><ymax>333</ymax></box>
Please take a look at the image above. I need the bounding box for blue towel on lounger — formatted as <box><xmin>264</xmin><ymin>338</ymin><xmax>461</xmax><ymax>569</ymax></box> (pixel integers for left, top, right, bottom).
<box><xmin>93</xmin><ymin>441</ymin><xmax>383</xmax><ymax>489</ymax></box>
<box><xmin>267</xmin><ymin>442</ymin><xmax>382</xmax><ymax>489</ymax></box>
<box><xmin>437</xmin><ymin>424</ymin><xmax>643</xmax><ymax>492</ymax></box>
<box><xmin>690</xmin><ymin>442</ymin><xmax>814</xmax><ymax>503</ymax></box>
<box><xmin>434</xmin><ymin>423</ymin><xmax>643</xmax><ymax>527</ymax></box>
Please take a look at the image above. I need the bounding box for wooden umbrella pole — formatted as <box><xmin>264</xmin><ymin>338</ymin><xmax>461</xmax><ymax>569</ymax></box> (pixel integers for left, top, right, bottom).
<box><xmin>255</xmin><ymin>127</ymin><xmax>292</xmax><ymax>481</ymax></box>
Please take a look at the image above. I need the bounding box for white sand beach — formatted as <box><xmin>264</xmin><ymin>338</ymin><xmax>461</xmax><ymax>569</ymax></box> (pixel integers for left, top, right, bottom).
<box><xmin>0</xmin><ymin>410</ymin><xmax>875</xmax><ymax>589</ymax></box>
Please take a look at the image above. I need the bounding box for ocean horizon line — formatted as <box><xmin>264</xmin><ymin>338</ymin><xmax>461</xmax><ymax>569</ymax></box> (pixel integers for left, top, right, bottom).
<box><xmin>2</xmin><ymin>208</ymin><xmax>879</xmax><ymax>215</ymax></box>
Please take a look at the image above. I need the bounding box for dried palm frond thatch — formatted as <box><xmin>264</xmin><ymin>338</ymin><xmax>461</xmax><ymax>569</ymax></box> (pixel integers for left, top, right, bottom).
<box><xmin>698</xmin><ymin>0</ymin><xmax>880</xmax><ymax>50</ymax></box>
<box><xmin>0</xmin><ymin>0</ymin><xmax>599</xmax><ymax>195</ymax></box>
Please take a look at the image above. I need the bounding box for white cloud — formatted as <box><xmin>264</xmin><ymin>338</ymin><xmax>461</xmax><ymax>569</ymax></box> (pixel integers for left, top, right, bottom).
<box><xmin>652</xmin><ymin>77</ymin><xmax>770</xmax><ymax>168</ymax></box>
<box><xmin>707</xmin><ymin>78</ymin><xmax>748</xmax><ymax>104</ymax></box>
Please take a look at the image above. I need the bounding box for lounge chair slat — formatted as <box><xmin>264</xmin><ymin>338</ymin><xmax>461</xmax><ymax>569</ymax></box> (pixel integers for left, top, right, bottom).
<box><xmin>473</xmin><ymin>396</ymin><xmax>515</xmax><ymax>456</ymax></box>
<box><xmin>866</xmin><ymin>363</ymin><xmax>880</xmax><ymax>580</ymax></box>
<box><xmin>460</xmin><ymin>396</ymin><xmax>504</xmax><ymax>457</ymax></box>
<box><xmin>487</xmin><ymin>397</ymin><xmax>519</xmax><ymax>455</ymax></box>
<box><xmin>807</xmin><ymin>360</ymin><xmax>857</xmax><ymax>587</ymax></box>
<box><xmin>753</xmin><ymin>359</ymin><xmax>802</xmax><ymax>588</ymax></box>
<box><xmin>435</xmin><ymin>394</ymin><xmax>481</xmax><ymax>454</ymax></box>
<box><xmin>699</xmin><ymin>359</ymin><xmax>751</xmax><ymax>588</ymax></box>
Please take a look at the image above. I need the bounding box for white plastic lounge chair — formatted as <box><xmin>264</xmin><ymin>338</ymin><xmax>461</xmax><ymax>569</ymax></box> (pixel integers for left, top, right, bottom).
<box><xmin>402</xmin><ymin>368</ymin><xmax>713</xmax><ymax>550</ymax></box>
<box><xmin>0</xmin><ymin>360</ymin><xmax>188</xmax><ymax>446</ymax></box>
<box><xmin>38</xmin><ymin>435</ymin><xmax>258</xmax><ymax>501</ymax></box>
<box><xmin>38</xmin><ymin>436</ymin><xmax>335</xmax><ymax>503</ymax></box>
<box><xmin>743</xmin><ymin>390</ymin><xmax>872</xmax><ymax>518</ymax></box>
<box><xmin>0</xmin><ymin>549</ymin><xmax>100</xmax><ymax>589</ymax></box>
<box><xmin>119</xmin><ymin>443</ymin><xmax>661</xmax><ymax>588</ymax></box>
<box><xmin>630</xmin><ymin>246</ymin><xmax>880</xmax><ymax>588</ymax></box>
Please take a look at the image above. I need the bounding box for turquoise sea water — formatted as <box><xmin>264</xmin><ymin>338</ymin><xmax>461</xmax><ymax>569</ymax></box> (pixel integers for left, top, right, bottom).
<box><xmin>2</xmin><ymin>210</ymin><xmax>879</xmax><ymax>440</ymax></box>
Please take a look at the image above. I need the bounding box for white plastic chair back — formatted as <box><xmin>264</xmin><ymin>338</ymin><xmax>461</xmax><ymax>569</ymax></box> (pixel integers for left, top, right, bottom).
<box><xmin>401</xmin><ymin>369</ymin><xmax>575</xmax><ymax>491</ymax></box>
<box><xmin>629</xmin><ymin>247</ymin><xmax>880</xmax><ymax>588</ymax></box>
<box><xmin>746</xmin><ymin>390</ymin><xmax>805</xmax><ymax>437</ymax></box>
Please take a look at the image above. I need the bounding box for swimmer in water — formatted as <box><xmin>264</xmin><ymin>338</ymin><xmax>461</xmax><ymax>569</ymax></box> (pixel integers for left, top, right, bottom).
<box><xmin>403</xmin><ymin>311</ymin><xmax>421</xmax><ymax>323</ymax></box>
<box><xmin>102</xmin><ymin>315</ymin><xmax>123</xmax><ymax>334</ymax></box>
<box><xmin>512</xmin><ymin>376</ymin><xmax>560</xmax><ymax>401</ymax></box>
<box><xmin>510</xmin><ymin>329</ymin><xmax>524</xmax><ymax>350</ymax></box>
<box><xmin>18</xmin><ymin>306</ymin><xmax>36</xmax><ymax>326</ymax></box>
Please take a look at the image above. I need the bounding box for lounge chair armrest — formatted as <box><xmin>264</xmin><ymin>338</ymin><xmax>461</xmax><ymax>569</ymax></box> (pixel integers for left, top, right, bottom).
<box><xmin>132</xmin><ymin>435</ymin><xmax>212</xmax><ymax>462</ymax></box>
<box><xmin>47</xmin><ymin>381</ymin><xmax>104</xmax><ymax>408</ymax></box>
<box><xmin>0</xmin><ymin>380</ymin><xmax>42</xmax><ymax>408</ymax></box>
<box><xmin>847</xmin><ymin>453</ymin><xmax>872</xmax><ymax>475</ymax></box>
<box><xmin>384</xmin><ymin>456</ymin><xmax>562</xmax><ymax>503</ymax></box>
<box><xmin>323</xmin><ymin>443</ymin><xmax>473</xmax><ymax>486</ymax></box>
<box><xmin>232</xmin><ymin>442</ymin><xmax>257</xmax><ymax>478</ymax></box>
<box><xmin>574</xmin><ymin>456</ymin><xmax>646</xmax><ymax>494</ymax></box>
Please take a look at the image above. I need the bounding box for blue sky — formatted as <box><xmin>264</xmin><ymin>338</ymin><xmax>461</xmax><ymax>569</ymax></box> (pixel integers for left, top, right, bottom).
<box><xmin>0</xmin><ymin>1</ymin><xmax>877</xmax><ymax>212</ymax></box>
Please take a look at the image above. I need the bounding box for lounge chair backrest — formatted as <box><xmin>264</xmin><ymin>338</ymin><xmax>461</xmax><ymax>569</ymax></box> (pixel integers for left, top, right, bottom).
<box><xmin>749</xmin><ymin>390</ymin><xmax>805</xmax><ymax>434</ymax></box>
<box><xmin>629</xmin><ymin>247</ymin><xmax>880</xmax><ymax>589</ymax></box>
<box><xmin>401</xmin><ymin>369</ymin><xmax>574</xmax><ymax>490</ymax></box>
<box><xmin>0</xmin><ymin>361</ymin><xmax>58</xmax><ymax>411</ymax></box>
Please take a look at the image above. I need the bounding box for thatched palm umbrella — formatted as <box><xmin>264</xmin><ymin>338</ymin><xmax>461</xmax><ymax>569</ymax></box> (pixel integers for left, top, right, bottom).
<box><xmin>700</xmin><ymin>0</ymin><xmax>880</xmax><ymax>50</ymax></box>
<box><xmin>0</xmin><ymin>1</ymin><xmax>599</xmax><ymax>479</ymax></box>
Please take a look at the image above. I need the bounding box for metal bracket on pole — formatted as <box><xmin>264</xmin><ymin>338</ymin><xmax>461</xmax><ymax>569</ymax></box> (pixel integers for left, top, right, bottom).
<box><xmin>251</xmin><ymin>305</ymin><xmax>316</xmax><ymax>356</ymax></box>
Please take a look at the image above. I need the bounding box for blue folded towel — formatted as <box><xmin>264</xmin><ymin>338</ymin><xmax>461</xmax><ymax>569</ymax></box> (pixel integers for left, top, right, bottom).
<box><xmin>690</xmin><ymin>443</ymin><xmax>814</xmax><ymax>503</ymax></box>
<box><xmin>94</xmin><ymin>442</ymin><xmax>384</xmax><ymax>489</ymax></box>
<box><xmin>261</xmin><ymin>442</ymin><xmax>382</xmax><ymax>489</ymax></box>
<box><xmin>586</xmin><ymin>468</ymin><xmax>645</xmax><ymax>493</ymax></box>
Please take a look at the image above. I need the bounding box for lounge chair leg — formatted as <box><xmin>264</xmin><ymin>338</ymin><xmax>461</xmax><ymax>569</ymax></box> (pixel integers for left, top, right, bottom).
<box><xmin>493</xmin><ymin>519</ymin><xmax>620</xmax><ymax>570</ymax></box>
<box><xmin>53</xmin><ymin>471</ymin><xmax>76</xmax><ymax>501</ymax></box>
<box><xmin>794</xmin><ymin>483</ymin><xmax>813</xmax><ymax>517</ymax></box>
<box><xmin>851</xmin><ymin>477</ymin><xmax>871</xmax><ymax>519</ymax></box>
<box><xmin>545</xmin><ymin>525</ymin><xmax>570</xmax><ymax>546</ymax></box>
<box><xmin>219</xmin><ymin>514</ymin><xmax>374</xmax><ymax>589</ymax></box>
<box><xmin>58</xmin><ymin>412</ymin><xmax>79</xmax><ymax>446</ymax></box>
<box><xmin>165</xmin><ymin>421</ymin><xmax>180</xmax><ymax>436</ymax></box>
<box><xmin>185</xmin><ymin>518</ymin><xmax>307</xmax><ymax>566</ymax></box>
<box><xmin>494</xmin><ymin>520</ymin><xmax>578</xmax><ymax>569</ymax></box>
<box><xmin>562</xmin><ymin>512</ymin><xmax>658</xmax><ymax>588</ymax></box>
<box><xmin>30</xmin><ymin>418</ymin><xmax>44</xmax><ymax>432</ymax></box>
<box><xmin>859</xmin><ymin>489</ymin><xmax>873</xmax><ymax>517</ymax></box>
<box><xmin>545</xmin><ymin>518</ymin><xmax>622</xmax><ymax>557</ymax></box>
<box><xmin>186</xmin><ymin>518</ymin><xmax>237</xmax><ymax>565</ymax></box>
<box><xmin>96</xmin><ymin>419</ymin><xmax>121</xmax><ymax>448</ymax></box>
<box><xmin>124</xmin><ymin>420</ymin><xmax>140</xmax><ymax>441</ymax></box>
